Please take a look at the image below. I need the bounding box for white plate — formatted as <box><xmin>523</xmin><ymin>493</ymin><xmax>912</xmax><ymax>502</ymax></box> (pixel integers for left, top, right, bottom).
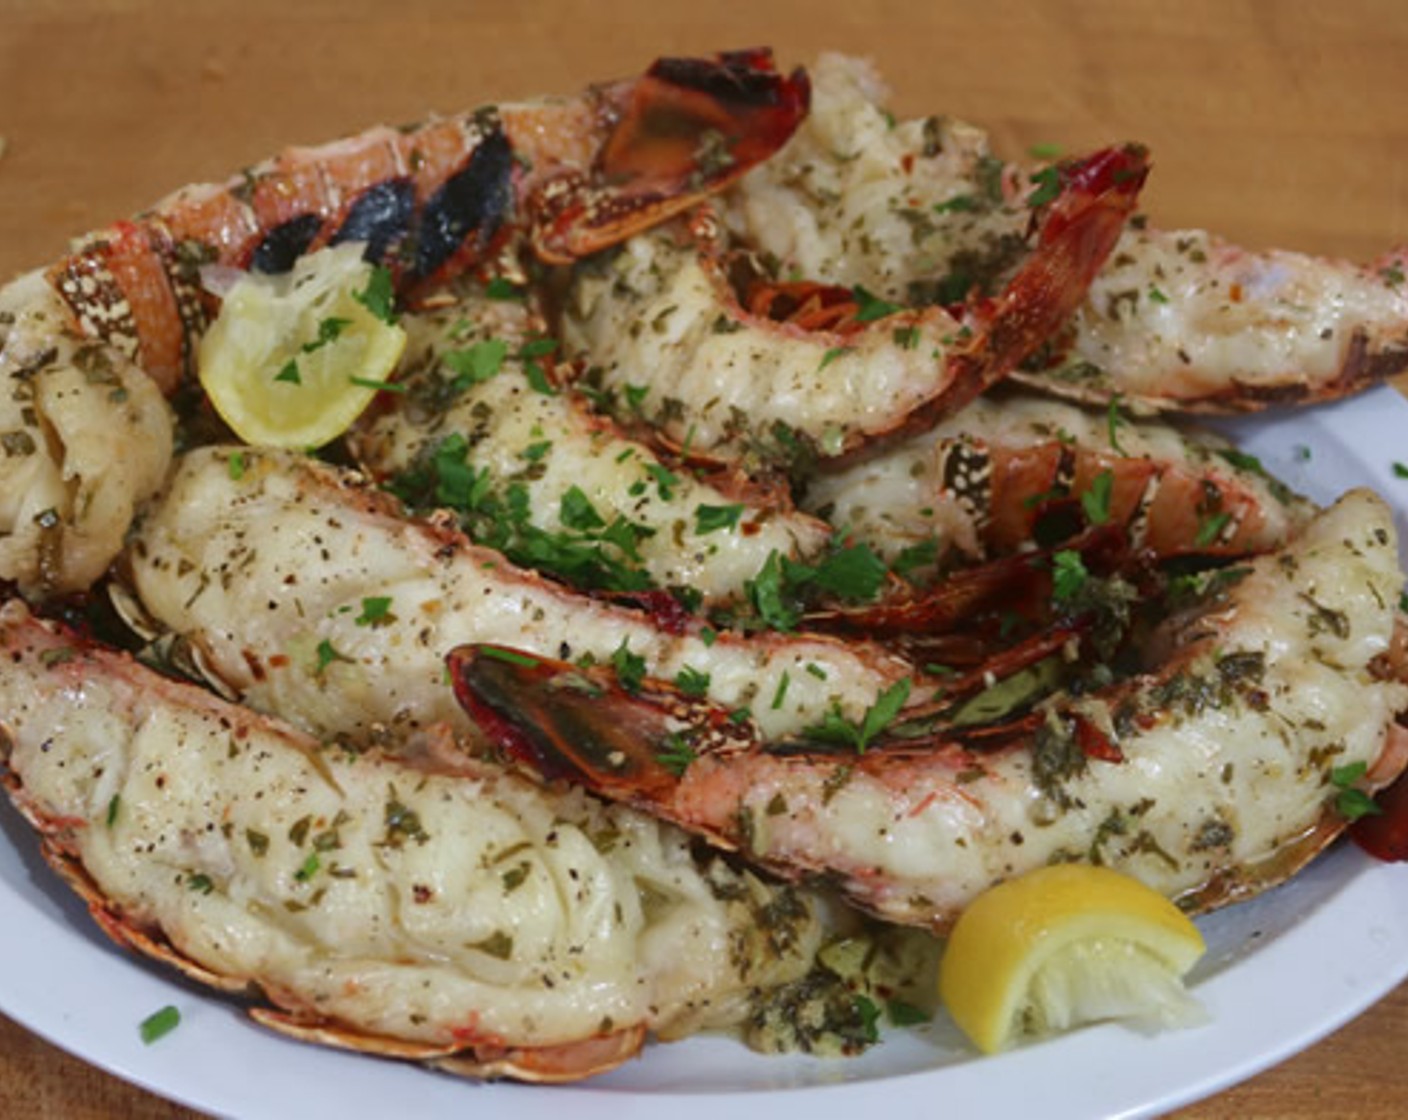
<box><xmin>3</xmin><ymin>386</ymin><xmax>1408</xmax><ymax>1119</ymax></box>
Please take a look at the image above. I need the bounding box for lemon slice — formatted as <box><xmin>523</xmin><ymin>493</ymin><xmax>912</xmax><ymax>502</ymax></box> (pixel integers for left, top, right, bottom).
<box><xmin>939</xmin><ymin>864</ymin><xmax>1207</xmax><ymax>1054</ymax></box>
<box><xmin>198</xmin><ymin>243</ymin><xmax>407</xmax><ymax>448</ymax></box>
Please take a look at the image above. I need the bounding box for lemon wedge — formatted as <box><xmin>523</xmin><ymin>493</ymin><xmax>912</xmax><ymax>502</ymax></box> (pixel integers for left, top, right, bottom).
<box><xmin>197</xmin><ymin>243</ymin><xmax>406</xmax><ymax>448</ymax></box>
<box><xmin>939</xmin><ymin>864</ymin><xmax>1207</xmax><ymax>1054</ymax></box>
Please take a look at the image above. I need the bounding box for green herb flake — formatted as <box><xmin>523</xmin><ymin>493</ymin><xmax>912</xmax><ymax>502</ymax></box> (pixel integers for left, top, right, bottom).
<box><xmin>892</xmin><ymin>325</ymin><xmax>920</xmax><ymax>349</ymax></box>
<box><xmin>1081</xmin><ymin>469</ymin><xmax>1114</xmax><ymax>526</ymax></box>
<box><xmin>934</xmin><ymin>193</ymin><xmax>980</xmax><ymax>215</ymax></box>
<box><xmin>819</xmin><ymin>346</ymin><xmax>852</xmax><ymax>371</ymax></box>
<box><xmin>887</xmin><ymin>999</ymin><xmax>931</xmax><ymax>1027</ymax></box>
<box><xmin>354</xmin><ymin>595</ymin><xmax>395</xmax><ymax>628</ymax></box>
<box><xmin>274</xmin><ymin>359</ymin><xmax>302</xmax><ymax>385</ymax></box>
<box><xmin>805</xmin><ymin>678</ymin><xmax>912</xmax><ymax>754</ymax></box>
<box><xmin>558</xmin><ymin>486</ymin><xmax>605</xmax><ymax>533</ymax></box>
<box><xmin>1330</xmin><ymin>761</ymin><xmax>1384</xmax><ymax>822</ymax></box>
<box><xmin>852</xmin><ymin>285</ymin><xmax>903</xmax><ymax>323</ymax></box>
<box><xmin>443</xmin><ymin>337</ymin><xmax>509</xmax><ymax>386</ymax></box>
<box><xmin>770</xmin><ymin>670</ymin><xmax>791</xmax><ymax>711</ymax></box>
<box><xmin>518</xmin><ymin>337</ymin><xmax>560</xmax><ymax>396</ymax></box>
<box><xmin>485</xmin><ymin>276</ymin><xmax>524</xmax><ymax>300</ymax></box>
<box><xmin>611</xmin><ymin>641</ymin><xmax>647</xmax><ymax>694</ymax></box>
<box><xmin>480</xmin><ymin>646</ymin><xmax>541</xmax><ymax>668</ymax></box>
<box><xmin>1195</xmin><ymin>511</ymin><xmax>1233</xmax><ymax>548</ymax></box>
<box><xmin>892</xmin><ymin>538</ymin><xmax>940</xmax><ymax>579</ymax></box>
<box><xmin>139</xmin><ymin>1005</ymin><xmax>181</xmax><ymax>1045</ymax></box>
<box><xmin>303</xmin><ymin>315</ymin><xmax>351</xmax><ymax>352</ymax></box>
<box><xmin>853</xmin><ymin>994</ymin><xmax>882</xmax><ymax>1044</ymax></box>
<box><xmin>694</xmin><ymin>503</ymin><xmax>744</xmax><ymax>534</ymax></box>
<box><xmin>228</xmin><ymin>451</ymin><xmax>246</xmax><ymax>481</ymax></box>
<box><xmin>657</xmin><ymin>732</ymin><xmax>697</xmax><ymax>777</ymax></box>
<box><xmin>294</xmin><ymin>851</ymin><xmax>321</xmax><ymax>882</ymax></box>
<box><xmin>354</xmin><ymin>265</ymin><xmax>398</xmax><ymax>324</ymax></box>
<box><xmin>383</xmin><ymin>792</ymin><xmax>430</xmax><ymax>848</ymax></box>
<box><xmin>1029</xmin><ymin>142</ymin><xmax>1063</xmax><ymax>160</ymax></box>
<box><xmin>1051</xmin><ymin>549</ymin><xmax>1089</xmax><ymax>602</ymax></box>
<box><xmin>674</xmin><ymin>665</ymin><xmax>711</xmax><ymax>697</ymax></box>
<box><xmin>1106</xmin><ymin>396</ymin><xmax>1128</xmax><ymax>454</ymax></box>
<box><xmin>1393</xmin><ymin>462</ymin><xmax>1408</xmax><ymax>479</ymax></box>
<box><xmin>1027</xmin><ymin>165</ymin><xmax>1062</xmax><ymax>208</ymax></box>
<box><xmin>106</xmin><ymin>794</ymin><xmax>120</xmax><ymax>828</ymax></box>
<box><xmin>314</xmin><ymin>638</ymin><xmax>353</xmax><ymax>675</ymax></box>
<box><xmin>187</xmin><ymin>872</ymin><xmax>215</xmax><ymax>894</ymax></box>
<box><xmin>645</xmin><ymin>462</ymin><xmax>680</xmax><ymax>500</ymax></box>
<box><xmin>349</xmin><ymin>374</ymin><xmax>406</xmax><ymax>394</ymax></box>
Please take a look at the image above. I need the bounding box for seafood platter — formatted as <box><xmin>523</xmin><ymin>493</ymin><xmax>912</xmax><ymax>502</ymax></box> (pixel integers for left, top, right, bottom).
<box><xmin>1</xmin><ymin>48</ymin><xmax>1407</xmax><ymax>1118</ymax></box>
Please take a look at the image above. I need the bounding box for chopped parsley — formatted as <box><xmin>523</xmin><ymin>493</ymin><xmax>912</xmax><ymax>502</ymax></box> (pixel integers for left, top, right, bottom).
<box><xmin>657</xmin><ymin>732</ymin><xmax>697</xmax><ymax>776</ymax></box>
<box><xmin>303</xmin><ymin>315</ymin><xmax>350</xmax><ymax>351</ymax></box>
<box><xmin>139</xmin><ymin>1005</ymin><xmax>181</xmax><ymax>1045</ymax></box>
<box><xmin>1027</xmin><ymin>165</ymin><xmax>1062</xmax><ymax>207</ymax></box>
<box><xmin>743</xmin><ymin>541</ymin><xmax>888</xmax><ymax>631</ymax></box>
<box><xmin>354</xmin><ymin>596</ymin><xmax>395</xmax><ymax>628</ymax></box>
<box><xmin>1195</xmin><ymin>511</ymin><xmax>1233</xmax><ymax>548</ymax></box>
<box><xmin>1051</xmin><ymin>549</ymin><xmax>1090</xmax><ymax>602</ymax></box>
<box><xmin>485</xmin><ymin>276</ymin><xmax>524</xmax><ymax>300</ymax></box>
<box><xmin>934</xmin><ymin>193</ymin><xmax>980</xmax><ymax>214</ymax></box>
<box><xmin>389</xmin><ymin>436</ymin><xmax>656</xmax><ymax>593</ymax></box>
<box><xmin>694</xmin><ymin>503</ymin><xmax>744</xmax><ymax>534</ymax></box>
<box><xmin>1331</xmin><ymin>761</ymin><xmax>1383</xmax><ymax>822</ymax></box>
<box><xmin>1106</xmin><ymin>396</ymin><xmax>1128</xmax><ymax>454</ymax></box>
<box><xmin>355</xmin><ymin>265</ymin><xmax>397</xmax><ymax>323</ymax></box>
<box><xmin>644</xmin><ymin>462</ymin><xmax>680</xmax><ymax>500</ymax></box>
<box><xmin>770</xmin><ymin>670</ymin><xmax>792</xmax><ymax>711</ymax></box>
<box><xmin>274</xmin><ymin>359</ymin><xmax>301</xmax><ymax>385</ymax></box>
<box><xmin>674</xmin><ymin>665</ymin><xmax>711</xmax><ymax>697</ymax></box>
<box><xmin>852</xmin><ymin>285</ymin><xmax>903</xmax><ymax>322</ymax></box>
<box><xmin>804</xmin><ymin>678</ymin><xmax>912</xmax><ymax>754</ymax></box>
<box><xmin>442</xmin><ymin>337</ymin><xmax>508</xmax><ymax>387</ymax></box>
<box><xmin>1081</xmin><ymin>469</ymin><xmax>1114</xmax><ymax>526</ymax></box>
<box><xmin>518</xmin><ymin>336</ymin><xmax>559</xmax><ymax>395</ymax></box>
<box><xmin>611</xmin><ymin>641</ymin><xmax>647</xmax><ymax>693</ymax></box>
<box><xmin>314</xmin><ymin>638</ymin><xmax>353</xmax><ymax>675</ymax></box>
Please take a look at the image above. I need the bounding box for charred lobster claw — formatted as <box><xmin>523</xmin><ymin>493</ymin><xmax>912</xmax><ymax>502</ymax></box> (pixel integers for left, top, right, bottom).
<box><xmin>529</xmin><ymin>49</ymin><xmax>811</xmax><ymax>263</ymax></box>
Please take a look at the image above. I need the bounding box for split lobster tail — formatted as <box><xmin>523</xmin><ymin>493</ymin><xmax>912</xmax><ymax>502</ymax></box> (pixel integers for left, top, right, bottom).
<box><xmin>37</xmin><ymin>49</ymin><xmax>811</xmax><ymax>394</ymax></box>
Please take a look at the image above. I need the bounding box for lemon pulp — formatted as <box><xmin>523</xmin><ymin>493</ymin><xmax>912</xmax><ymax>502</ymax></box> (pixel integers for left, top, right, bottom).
<box><xmin>939</xmin><ymin>863</ymin><xmax>1207</xmax><ymax>1054</ymax></box>
<box><xmin>197</xmin><ymin>243</ymin><xmax>407</xmax><ymax>449</ymax></box>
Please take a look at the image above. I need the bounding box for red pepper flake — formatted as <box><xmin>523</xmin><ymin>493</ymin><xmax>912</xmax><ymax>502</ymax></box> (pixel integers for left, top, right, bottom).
<box><xmin>1074</xmin><ymin>714</ymin><xmax>1124</xmax><ymax>763</ymax></box>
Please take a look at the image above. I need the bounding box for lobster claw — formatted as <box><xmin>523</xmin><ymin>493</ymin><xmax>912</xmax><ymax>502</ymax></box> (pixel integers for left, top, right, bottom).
<box><xmin>529</xmin><ymin>49</ymin><xmax>811</xmax><ymax>262</ymax></box>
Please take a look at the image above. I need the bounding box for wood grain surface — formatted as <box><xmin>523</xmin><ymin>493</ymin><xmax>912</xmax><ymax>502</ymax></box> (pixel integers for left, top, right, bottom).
<box><xmin>1</xmin><ymin>1</ymin><xmax>1407</xmax><ymax>1116</ymax></box>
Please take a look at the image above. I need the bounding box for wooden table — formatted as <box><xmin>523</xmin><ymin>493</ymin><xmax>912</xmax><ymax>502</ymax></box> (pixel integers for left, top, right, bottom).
<box><xmin>1</xmin><ymin>1</ymin><xmax>1406</xmax><ymax>1115</ymax></box>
